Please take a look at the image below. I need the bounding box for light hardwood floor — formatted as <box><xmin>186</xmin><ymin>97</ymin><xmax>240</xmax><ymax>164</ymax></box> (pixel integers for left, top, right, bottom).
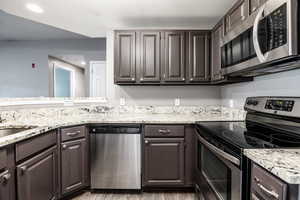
<box><xmin>71</xmin><ymin>192</ymin><xmax>195</xmax><ymax>200</ymax></box>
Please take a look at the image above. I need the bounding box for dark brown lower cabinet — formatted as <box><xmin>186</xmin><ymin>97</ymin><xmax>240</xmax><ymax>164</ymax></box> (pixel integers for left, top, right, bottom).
<box><xmin>0</xmin><ymin>170</ymin><xmax>13</xmax><ymax>200</ymax></box>
<box><xmin>17</xmin><ymin>146</ymin><xmax>58</xmax><ymax>200</ymax></box>
<box><xmin>61</xmin><ymin>138</ymin><xmax>88</xmax><ymax>195</ymax></box>
<box><xmin>143</xmin><ymin>138</ymin><xmax>185</xmax><ymax>186</ymax></box>
<box><xmin>0</xmin><ymin>145</ymin><xmax>15</xmax><ymax>200</ymax></box>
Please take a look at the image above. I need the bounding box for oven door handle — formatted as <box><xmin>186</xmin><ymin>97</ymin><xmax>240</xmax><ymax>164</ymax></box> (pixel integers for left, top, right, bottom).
<box><xmin>197</xmin><ymin>134</ymin><xmax>240</xmax><ymax>166</ymax></box>
<box><xmin>253</xmin><ymin>4</ymin><xmax>269</xmax><ymax>63</ymax></box>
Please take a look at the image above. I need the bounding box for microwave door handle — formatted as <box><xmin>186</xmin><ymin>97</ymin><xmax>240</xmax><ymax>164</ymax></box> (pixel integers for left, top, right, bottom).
<box><xmin>253</xmin><ymin>5</ymin><xmax>269</xmax><ymax>63</ymax></box>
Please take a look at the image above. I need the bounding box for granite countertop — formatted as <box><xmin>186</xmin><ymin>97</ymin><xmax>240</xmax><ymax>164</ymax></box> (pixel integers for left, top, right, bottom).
<box><xmin>0</xmin><ymin>113</ymin><xmax>237</xmax><ymax>148</ymax></box>
<box><xmin>244</xmin><ymin>149</ymin><xmax>300</xmax><ymax>184</ymax></box>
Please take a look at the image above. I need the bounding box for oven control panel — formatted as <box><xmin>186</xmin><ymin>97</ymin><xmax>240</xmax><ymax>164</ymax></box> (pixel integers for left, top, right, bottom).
<box><xmin>265</xmin><ymin>99</ymin><xmax>294</xmax><ymax>112</ymax></box>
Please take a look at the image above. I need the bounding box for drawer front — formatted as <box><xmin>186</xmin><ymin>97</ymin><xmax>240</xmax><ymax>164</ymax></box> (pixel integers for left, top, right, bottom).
<box><xmin>144</xmin><ymin>125</ymin><xmax>184</xmax><ymax>137</ymax></box>
<box><xmin>0</xmin><ymin>149</ymin><xmax>7</xmax><ymax>171</ymax></box>
<box><xmin>61</xmin><ymin>126</ymin><xmax>86</xmax><ymax>142</ymax></box>
<box><xmin>16</xmin><ymin>131</ymin><xmax>57</xmax><ymax>162</ymax></box>
<box><xmin>251</xmin><ymin>164</ymin><xmax>287</xmax><ymax>200</ymax></box>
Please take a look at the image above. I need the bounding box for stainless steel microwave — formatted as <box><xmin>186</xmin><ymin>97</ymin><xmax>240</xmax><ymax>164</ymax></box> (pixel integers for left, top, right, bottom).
<box><xmin>221</xmin><ymin>0</ymin><xmax>300</xmax><ymax>77</ymax></box>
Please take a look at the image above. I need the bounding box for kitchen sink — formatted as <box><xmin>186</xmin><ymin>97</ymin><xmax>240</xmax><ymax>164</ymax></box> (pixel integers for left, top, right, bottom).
<box><xmin>0</xmin><ymin>127</ymin><xmax>36</xmax><ymax>137</ymax></box>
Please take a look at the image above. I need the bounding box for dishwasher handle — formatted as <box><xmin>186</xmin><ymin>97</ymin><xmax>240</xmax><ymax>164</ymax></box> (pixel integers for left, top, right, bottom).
<box><xmin>90</xmin><ymin>125</ymin><xmax>141</xmax><ymax>134</ymax></box>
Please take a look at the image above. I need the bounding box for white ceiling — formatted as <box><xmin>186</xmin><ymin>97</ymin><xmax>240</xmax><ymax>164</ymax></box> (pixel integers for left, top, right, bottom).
<box><xmin>0</xmin><ymin>10</ymin><xmax>88</xmax><ymax>40</ymax></box>
<box><xmin>0</xmin><ymin>0</ymin><xmax>237</xmax><ymax>37</ymax></box>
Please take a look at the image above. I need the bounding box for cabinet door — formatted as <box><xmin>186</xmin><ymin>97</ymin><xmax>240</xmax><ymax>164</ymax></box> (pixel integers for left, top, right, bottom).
<box><xmin>162</xmin><ymin>31</ymin><xmax>186</xmax><ymax>82</ymax></box>
<box><xmin>143</xmin><ymin>138</ymin><xmax>185</xmax><ymax>186</ymax></box>
<box><xmin>0</xmin><ymin>170</ymin><xmax>13</xmax><ymax>200</ymax></box>
<box><xmin>17</xmin><ymin>146</ymin><xmax>58</xmax><ymax>200</ymax></box>
<box><xmin>188</xmin><ymin>31</ymin><xmax>210</xmax><ymax>82</ymax></box>
<box><xmin>211</xmin><ymin>24</ymin><xmax>224</xmax><ymax>81</ymax></box>
<box><xmin>225</xmin><ymin>0</ymin><xmax>247</xmax><ymax>33</ymax></box>
<box><xmin>139</xmin><ymin>31</ymin><xmax>161</xmax><ymax>83</ymax></box>
<box><xmin>115</xmin><ymin>31</ymin><xmax>136</xmax><ymax>83</ymax></box>
<box><xmin>61</xmin><ymin>138</ymin><xmax>87</xmax><ymax>195</ymax></box>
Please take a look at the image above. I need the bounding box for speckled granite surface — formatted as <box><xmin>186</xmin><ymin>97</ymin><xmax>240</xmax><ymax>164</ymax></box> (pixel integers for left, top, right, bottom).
<box><xmin>0</xmin><ymin>105</ymin><xmax>246</xmax><ymax>148</ymax></box>
<box><xmin>244</xmin><ymin>149</ymin><xmax>300</xmax><ymax>184</ymax></box>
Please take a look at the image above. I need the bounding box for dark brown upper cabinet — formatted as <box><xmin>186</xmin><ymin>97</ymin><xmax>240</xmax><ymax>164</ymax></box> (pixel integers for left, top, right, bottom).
<box><xmin>61</xmin><ymin>138</ymin><xmax>88</xmax><ymax>196</ymax></box>
<box><xmin>138</xmin><ymin>31</ymin><xmax>161</xmax><ymax>83</ymax></box>
<box><xmin>114</xmin><ymin>31</ymin><xmax>136</xmax><ymax>83</ymax></box>
<box><xmin>17</xmin><ymin>146</ymin><xmax>58</xmax><ymax>200</ymax></box>
<box><xmin>211</xmin><ymin>23</ymin><xmax>224</xmax><ymax>81</ymax></box>
<box><xmin>187</xmin><ymin>31</ymin><xmax>211</xmax><ymax>83</ymax></box>
<box><xmin>249</xmin><ymin>0</ymin><xmax>266</xmax><ymax>15</ymax></box>
<box><xmin>143</xmin><ymin>138</ymin><xmax>185</xmax><ymax>186</ymax></box>
<box><xmin>162</xmin><ymin>31</ymin><xmax>186</xmax><ymax>82</ymax></box>
<box><xmin>225</xmin><ymin>0</ymin><xmax>248</xmax><ymax>33</ymax></box>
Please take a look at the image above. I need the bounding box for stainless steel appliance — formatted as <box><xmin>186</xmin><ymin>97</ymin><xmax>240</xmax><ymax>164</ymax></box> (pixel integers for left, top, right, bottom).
<box><xmin>196</xmin><ymin>97</ymin><xmax>300</xmax><ymax>200</ymax></box>
<box><xmin>221</xmin><ymin>0</ymin><xmax>300</xmax><ymax>77</ymax></box>
<box><xmin>90</xmin><ymin>124</ymin><xmax>141</xmax><ymax>190</ymax></box>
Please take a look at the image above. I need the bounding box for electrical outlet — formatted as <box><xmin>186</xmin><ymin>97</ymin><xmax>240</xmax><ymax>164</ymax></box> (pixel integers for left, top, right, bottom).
<box><xmin>174</xmin><ymin>98</ymin><xmax>180</xmax><ymax>106</ymax></box>
<box><xmin>120</xmin><ymin>98</ymin><xmax>126</xmax><ymax>106</ymax></box>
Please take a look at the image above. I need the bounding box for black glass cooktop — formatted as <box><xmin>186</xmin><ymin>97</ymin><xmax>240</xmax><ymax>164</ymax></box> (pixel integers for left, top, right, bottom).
<box><xmin>195</xmin><ymin>121</ymin><xmax>300</xmax><ymax>150</ymax></box>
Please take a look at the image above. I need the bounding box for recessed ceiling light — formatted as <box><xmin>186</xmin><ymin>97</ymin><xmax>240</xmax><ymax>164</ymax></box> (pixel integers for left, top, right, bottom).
<box><xmin>81</xmin><ymin>61</ymin><xmax>86</xmax><ymax>65</ymax></box>
<box><xmin>26</xmin><ymin>3</ymin><xmax>44</xmax><ymax>13</ymax></box>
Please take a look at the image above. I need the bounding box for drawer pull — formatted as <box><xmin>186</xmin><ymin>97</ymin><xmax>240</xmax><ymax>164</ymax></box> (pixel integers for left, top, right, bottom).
<box><xmin>254</xmin><ymin>176</ymin><xmax>279</xmax><ymax>199</ymax></box>
<box><xmin>62</xmin><ymin>144</ymin><xmax>67</xmax><ymax>149</ymax></box>
<box><xmin>158</xmin><ymin>129</ymin><xmax>171</xmax><ymax>135</ymax></box>
<box><xmin>1</xmin><ymin>173</ymin><xmax>11</xmax><ymax>185</ymax></box>
<box><xmin>66</xmin><ymin>131</ymin><xmax>80</xmax><ymax>136</ymax></box>
<box><xmin>257</xmin><ymin>183</ymin><xmax>279</xmax><ymax>199</ymax></box>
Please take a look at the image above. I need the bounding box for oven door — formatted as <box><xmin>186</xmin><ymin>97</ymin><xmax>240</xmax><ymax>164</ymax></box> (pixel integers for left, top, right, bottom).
<box><xmin>196</xmin><ymin>134</ymin><xmax>242</xmax><ymax>200</ymax></box>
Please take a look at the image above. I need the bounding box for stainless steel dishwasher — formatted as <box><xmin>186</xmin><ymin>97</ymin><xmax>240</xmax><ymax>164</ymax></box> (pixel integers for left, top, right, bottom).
<box><xmin>90</xmin><ymin>124</ymin><xmax>141</xmax><ymax>190</ymax></box>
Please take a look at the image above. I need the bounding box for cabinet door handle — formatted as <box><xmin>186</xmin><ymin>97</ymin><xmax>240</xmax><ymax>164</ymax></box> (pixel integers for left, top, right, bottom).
<box><xmin>66</xmin><ymin>131</ymin><xmax>80</xmax><ymax>136</ymax></box>
<box><xmin>1</xmin><ymin>172</ymin><xmax>11</xmax><ymax>185</ymax></box>
<box><xmin>20</xmin><ymin>166</ymin><xmax>27</xmax><ymax>175</ymax></box>
<box><xmin>145</xmin><ymin>140</ymin><xmax>149</xmax><ymax>144</ymax></box>
<box><xmin>62</xmin><ymin>144</ymin><xmax>67</xmax><ymax>149</ymax></box>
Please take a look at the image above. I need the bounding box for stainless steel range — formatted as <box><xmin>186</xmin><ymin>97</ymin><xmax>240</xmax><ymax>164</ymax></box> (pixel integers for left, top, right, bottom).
<box><xmin>195</xmin><ymin>97</ymin><xmax>300</xmax><ymax>200</ymax></box>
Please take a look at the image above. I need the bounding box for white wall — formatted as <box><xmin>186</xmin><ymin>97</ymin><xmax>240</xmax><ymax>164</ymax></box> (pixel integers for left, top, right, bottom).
<box><xmin>221</xmin><ymin>69</ymin><xmax>300</xmax><ymax>109</ymax></box>
<box><xmin>0</xmin><ymin>39</ymin><xmax>106</xmax><ymax>98</ymax></box>
<box><xmin>105</xmin><ymin>31</ymin><xmax>221</xmax><ymax>106</ymax></box>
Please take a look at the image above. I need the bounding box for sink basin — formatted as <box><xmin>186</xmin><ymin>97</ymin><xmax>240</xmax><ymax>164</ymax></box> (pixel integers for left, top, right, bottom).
<box><xmin>0</xmin><ymin>127</ymin><xmax>35</xmax><ymax>137</ymax></box>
